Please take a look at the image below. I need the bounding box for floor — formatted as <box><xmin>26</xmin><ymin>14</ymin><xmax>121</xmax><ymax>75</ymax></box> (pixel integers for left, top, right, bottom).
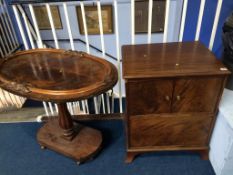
<box><xmin>0</xmin><ymin>107</ymin><xmax>44</xmax><ymax>123</ymax></box>
<box><xmin>0</xmin><ymin>120</ymin><xmax>215</xmax><ymax>175</ymax></box>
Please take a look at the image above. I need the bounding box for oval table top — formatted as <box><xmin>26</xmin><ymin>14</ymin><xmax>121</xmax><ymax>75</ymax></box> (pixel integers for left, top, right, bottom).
<box><xmin>0</xmin><ymin>49</ymin><xmax>118</xmax><ymax>102</ymax></box>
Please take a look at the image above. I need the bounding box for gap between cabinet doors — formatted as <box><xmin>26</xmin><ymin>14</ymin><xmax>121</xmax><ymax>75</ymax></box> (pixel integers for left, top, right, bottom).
<box><xmin>126</xmin><ymin>75</ymin><xmax>224</xmax><ymax>116</ymax></box>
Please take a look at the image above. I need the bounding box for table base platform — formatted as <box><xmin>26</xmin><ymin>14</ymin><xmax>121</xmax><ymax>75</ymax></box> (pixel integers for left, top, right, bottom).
<box><xmin>37</xmin><ymin>118</ymin><xmax>103</xmax><ymax>164</ymax></box>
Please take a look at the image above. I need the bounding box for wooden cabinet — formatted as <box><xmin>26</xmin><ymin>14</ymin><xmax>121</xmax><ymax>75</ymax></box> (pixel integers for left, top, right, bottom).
<box><xmin>122</xmin><ymin>42</ymin><xmax>230</xmax><ymax>163</ymax></box>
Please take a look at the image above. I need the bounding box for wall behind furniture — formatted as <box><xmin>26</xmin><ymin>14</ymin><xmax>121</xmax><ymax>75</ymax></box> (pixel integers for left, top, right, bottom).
<box><xmin>6</xmin><ymin>0</ymin><xmax>233</xmax><ymax>97</ymax></box>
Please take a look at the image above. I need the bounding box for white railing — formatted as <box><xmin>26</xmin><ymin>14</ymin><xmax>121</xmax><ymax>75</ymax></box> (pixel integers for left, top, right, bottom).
<box><xmin>7</xmin><ymin>0</ymin><xmax>224</xmax><ymax>116</ymax></box>
<box><xmin>0</xmin><ymin>0</ymin><xmax>25</xmax><ymax>112</ymax></box>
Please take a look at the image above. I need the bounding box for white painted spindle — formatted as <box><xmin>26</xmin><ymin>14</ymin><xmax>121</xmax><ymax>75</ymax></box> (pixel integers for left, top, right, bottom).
<box><xmin>0</xmin><ymin>29</ymin><xmax>7</xmax><ymax>54</ymax></box>
<box><xmin>29</xmin><ymin>4</ymin><xmax>43</xmax><ymax>48</ymax></box>
<box><xmin>63</xmin><ymin>3</ymin><xmax>75</xmax><ymax>50</ymax></box>
<box><xmin>12</xmin><ymin>5</ymin><xmax>29</xmax><ymax>50</ymax></box>
<box><xmin>131</xmin><ymin>0</ymin><xmax>135</xmax><ymax>44</ymax></box>
<box><xmin>18</xmin><ymin>5</ymin><xmax>35</xmax><ymax>49</ymax></box>
<box><xmin>80</xmin><ymin>2</ymin><xmax>90</xmax><ymax>53</ymax></box>
<box><xmin>97</xmin><ymin>1</ymin><xmax>106</xmax><ymax>114</ymax></box>
<box><xmin>209</xmin><ymin>0</ymin><xmax>223</xmax><ymax>50</ymax></box>
<box><xmin>1</xmin><ymin>0</ymin><xmax>18</xmax><ymax>46</ymax></box>
<box><xmin>0</xmin><ymin>7</ymin><xmax>14</xmax><ymax>50</ymax></box>
<box><xmin>195</xmin><ymin>0</ymin><xmax>206</xmax><ymax>41</ymax></box>
<box><xmin>114</xmin><ymin>0</ymin><xmax>122</xmax><ymax>113</ymax></box>
<box><xmin>147</xmin><ymin>0</ymin><xmax>153</xmax><ymax>43</ymax></box>
<box><xmin>163</xmin><ymin>0</ymin><xmax>170</xmax><ymax>42</ymax></box>
<box><xmin>0</xmin><ymin>23</ymin><xmax>10</xmax><ymax>52</ymax></box>
<box><xmin>179</xmin><ymin>0</ymin><xmax>188</xmax><ymax>42</ymax></box>
<box><xmin>46</xmin><ymin>4</ymin><xmax>59</xmax><ymax>49</ymax></box>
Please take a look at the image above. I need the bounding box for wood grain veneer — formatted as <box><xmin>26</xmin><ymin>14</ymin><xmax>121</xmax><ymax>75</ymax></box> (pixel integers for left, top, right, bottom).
<box><xmin>122</xmin><ymin>41</ymin><xmax>230</xmax><ymax>163</ymax></box>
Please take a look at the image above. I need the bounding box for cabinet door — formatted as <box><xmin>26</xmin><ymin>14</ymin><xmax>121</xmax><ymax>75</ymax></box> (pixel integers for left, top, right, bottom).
<box><xmin>172</xmin><ymin>76</ymin><xmax>223</xmax><ymax>113</ymax></box>
<box><xmin>126</xmin><ymin>79</ymin><xmax>173</xmax><ymax>115</ymax></box>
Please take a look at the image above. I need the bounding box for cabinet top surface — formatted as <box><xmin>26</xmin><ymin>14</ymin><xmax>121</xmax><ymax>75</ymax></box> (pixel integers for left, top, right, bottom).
<box><xmin>122</xmin><ymin>41</ymin><xmax>230</xmax><ymax>79</ymax></box>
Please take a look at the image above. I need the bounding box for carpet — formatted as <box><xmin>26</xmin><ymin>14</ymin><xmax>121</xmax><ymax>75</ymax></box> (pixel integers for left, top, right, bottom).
<box><xmin>0</xmin><ymin>120</ymin><xmax>215</xmax><ymax>175</ymax></box>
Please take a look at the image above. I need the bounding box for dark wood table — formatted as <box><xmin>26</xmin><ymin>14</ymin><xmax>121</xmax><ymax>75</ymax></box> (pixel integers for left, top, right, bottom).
<box><xmin>0</xmin><ymin>49</ymin><xmax>118</xmax><ymax>164</ymax></box>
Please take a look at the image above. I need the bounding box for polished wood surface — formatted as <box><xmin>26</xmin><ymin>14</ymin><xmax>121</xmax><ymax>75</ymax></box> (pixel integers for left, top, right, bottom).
<box><xmin>37</xmin><ymin>117</ymin><xmax>102</xmax><ymax>163</ymax></box>
<box><xmin>126</xmin><ymin>79</ymin><xmax>173</xmax><ymax>115</ymax></box>
<box><xmin>123</xmin><ymin>41</ymin><xmax>230</xmax><ymax>163</ymax></box>
<box><xmin>122</xmin><ymin>41</ymin><xmax>230</xmax><ymax>79</ymax></box>
<box><xmin>0</xmin><ymin>49</ymin><xmax>118</xmax><ymax>102</ymax></box>
<box><xmin>0</xmin><ymin>49</ymin><xmax>118</xmax><ymax>164</ymax></box>
<box><xmin>172</xmin><ymin>76</ymin><xmax>223</xmax><ymax>113</ymax></box>
<box><xmin>129</xmin><ymin>113</ymin><xmax>213</xmax><ymax>147</ymax></box>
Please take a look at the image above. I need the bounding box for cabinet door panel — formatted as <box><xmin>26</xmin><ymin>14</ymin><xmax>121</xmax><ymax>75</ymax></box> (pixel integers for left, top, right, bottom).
<box><xmin>172</xmin><ymin>76</ymin><xmax>223</xmax><ymax>113</ymax></box>
<box><xmin>126</xmin><ymin>79</ymin><xmax>173</xmax><ymax>115</ymax></box>
<box><xmin>129</xmin><ymin>114</ymin><xmax>213</xmax><ymax>147</ymax></box>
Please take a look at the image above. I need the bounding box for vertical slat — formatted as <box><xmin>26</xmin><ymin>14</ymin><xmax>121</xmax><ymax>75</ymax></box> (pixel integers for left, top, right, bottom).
<box><xmin>11</xmin><ymin>93</ymin><xmax>22</xmax><ymax>108</ymax></box>
<box><xmin>42</xmin><ymin>102</ymin><xmax>49</xmax><ymax>116</ymax></box>
<box><xmin>179</xmin><ymin>0</ymin><xmax>188</xmax><ymax>42</ymax></box>
<box><xmin>3</xmin><ymin>90</ymin><xmax>14</xmax><ymax>106</ymax></box>
<box><xmin>80</xmin><ymin>2</ymin><xmax>90</xmax><ymax>53</ymax></box>
<box><xmin>0</xmin><ymin>89</ymin><xmax>9</xmax><ymax>108</ymax></box>
<box><xmin>0</xmin><ymin>29</ymin><xmax>7</xmax><ymax>54</ymax></box>
<box><xmin>80</xmin><ymin>2</ymin><xmax>96</xmax><ymax>114</ymax></box>
<box><xmin>84</xmin><ymin>100</ymin><xmax>89</xmax><ymax>114</ymax></box>
<box><xmin>111</xmin><ymin>89</ymin><xmax>114</xmax><ymax>113</ymax></box>
<box><xmin>0</xmin><ymin>45</ymin><xmax>4</xmax><ymax>57</ymax></box>
<box><xmin>46</xmin><ymin>3</ymin><xmax>60</xmax><ymax>116</ymax></box>
<box><xmin>0</xmin><ymin>9</ymin><xmax>14</xmax><ymax>50</ymax></box>
<box><xmin>81</xmin><ymin>100</ymin><xmax>86</xmax><ymax>113</ymax></box>
<box><xmin>5</xmin><ymin>91</ymin><xmax>15</xmax><ymax>106</ymax></box>
<box><xmin>0</xmin><ymin>95</ymin><xmax>5</xmax><ymax>109</ymax></box>
<box><xmin>69</xmin><ymin>103</ymin><xmax>74</xmax><ymax>115</ymax></box>
<box><xmin>131</xmin><ymin>0</ymin><xmax>135</xmax><ymax>44</ymax></box>
<box><xmin>97</xmin><ymin>1</ymin><xmax>106</xmax><ymax>114</ymax></box>
<box><xmin>18</xmin><ymin>5</ymin><xmax>35</xmax><ymax>49</ymax></box>
<box><xmin>29</xmin><ymin>5</ymin><xmax>47</xmax><ymax>103</ymax></box>
<box><xmin>106</xmin><ymin>92</ymin><xmax>110</xmax><ymax>113</ymax></box>
<box><xmin>0</xmin><ymin>0</ymin><xmax>18</xmax><ymax>46</ymax></box>
<box><xmin>114</xmin><ymin>0</ymin><xmax>122</xmax><ymax>113</ymax></box>
<box><xmin>97</xmin><ymin>1</ymin><xmax>105</xmax><ymax>56</ymax></box>
<box><xmin>147</xmin><ymin>0</ymin><xmax>153</xmax><ymax>43</ymax></box>
<box><xmin>63</xmin><ymin>3</ymin><xmax>75</xmax><ymax>50</ymax></box>
<box><xmin>48</xmin><ymin>102</ymin><xmax>54</xmax><ymax>116</ymax></box>
<box><xmin>209</xmin><ymin>0</ymin><xmax>223</xmax><ymax>50</ymax></box>
<box><xmin>12</xmin><ymin>5</ymin><xmax>29</xmax><ymax>50</ymax></box>
<box><xmin>63</xmin><ymin>2</ymin><xmax>82</xmax><ymax>114</ymax></box>
<box><xmin>163</xmin><ymin>0</ymin><xmax>170</xmax><ymax>43</ymax></box>
<box><xmin>101</xmin><ymin>94</ymin><xmax>106</xmax><ymax>113</ymax></box>
<box><xmin>0</xmin><ymin>22</ymin><xmax>11</xmax><ymax>52</ymax></box>
<box><xmin>29</xmin><ymin>4</ymin><xmax>43</xmax><ymax>48</ymax></box>
<box><xmin>195</xmin><ymin>0</ymin><xmax>206</xmax><ymax>41</ymax></box>
<box><xmin>17</xmin><ymin>5</ymin><xmax>38</xmax><ymax>41</ymax></box>
<box><xmin>46</xmin><ymin>4</ymin><xmax>59</xmax><ymax>49</ymax></box>
<box><xmin>93</xmin><ymin>97</ymin><xmax>99</xmax><ymax>114</ymax></box>
<box><xmin>55</xmin><ymin>103</ymin><xmax>58</xmax><ymax>114</ymax></box>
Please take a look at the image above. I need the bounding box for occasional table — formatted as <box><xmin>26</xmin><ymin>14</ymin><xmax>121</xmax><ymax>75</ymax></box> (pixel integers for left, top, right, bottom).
<box><xmin>0</xmin><ymin>49</ymin><xmax>118</xmax><ymax>164</ymax></box>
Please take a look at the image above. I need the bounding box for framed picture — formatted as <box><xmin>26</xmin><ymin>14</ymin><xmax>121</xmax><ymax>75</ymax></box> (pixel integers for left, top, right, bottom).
<box><xmin>135</xmin><ymin>0</ymin><xmax>165</xmax><ymax>33</ymax></box>
<box><xmin>33</xmin><ymin>5</ymin><xmax>62</xmax><ymax>30</ymax></box>
<box><xmin>76</xmin><ymin>5</ymin><xmax>113</xmax><ymax>35</ymax></box>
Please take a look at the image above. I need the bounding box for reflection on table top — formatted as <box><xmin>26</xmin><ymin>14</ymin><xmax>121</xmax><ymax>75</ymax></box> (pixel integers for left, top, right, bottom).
<box><xmin>0</xmin><ymin>49</ymin><xmax>118</xmax><ymax>102</ymax></box>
